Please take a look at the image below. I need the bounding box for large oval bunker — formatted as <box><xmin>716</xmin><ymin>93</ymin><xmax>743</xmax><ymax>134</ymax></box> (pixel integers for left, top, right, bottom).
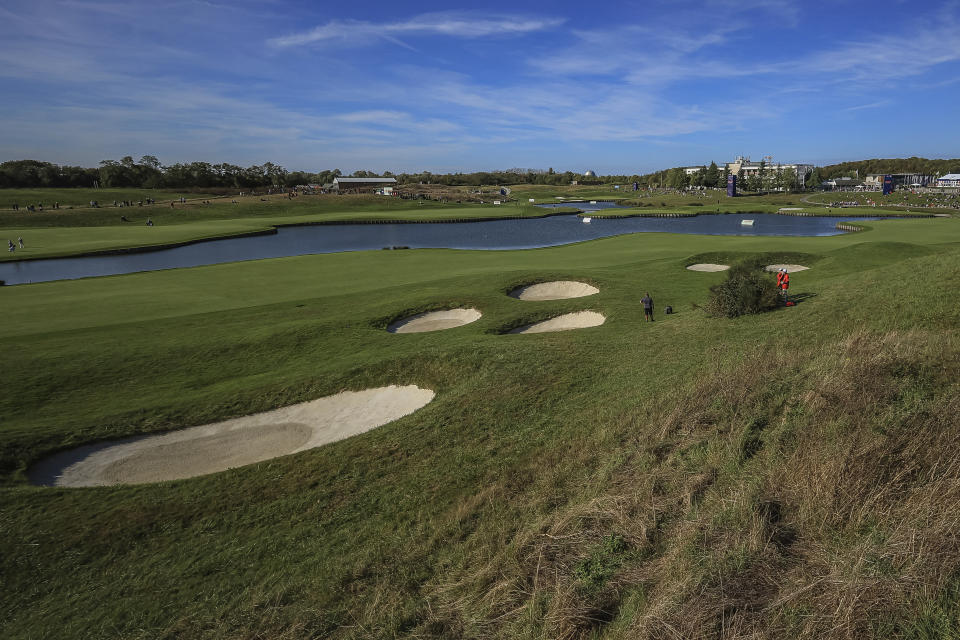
<box><xmin>30</xmin><ymin>385</ymin><xmax>435</xmax><ymax>487</ymax></box>
<box><xmin>387</xmin><ymin>308</ymin><xmax>481</xmax><ymax>333</ymax></box>
<box><xmin>509</xmin><ymin>281</ymin><xmax>599</xmax><ymax>300</ymax></box>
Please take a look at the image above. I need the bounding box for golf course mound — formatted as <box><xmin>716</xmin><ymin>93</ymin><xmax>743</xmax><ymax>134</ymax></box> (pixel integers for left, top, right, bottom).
<box><xmin>686</xmin><ymin>263</ymin><xmax>730</xmax><ymax>272</ymax></box>
<box><xmin>765</xmin><ymin>264</ymin><xmax>809</xmax><ymax>273</ymax></box>
<box><xmin>508</xmin><ymin>281</ymin><xmax>599</xmax><ymax>300</ymax></box>
<box><xmin>29</xmin><ymin>385</ymin><xmax>435</xmax><ymax>487</ymax></box>
<box><xmin>387</xmin><ymin>308</ymin><xmax>481</xmax><ymax>333</ymax></box>
<box><xmin>510</xmin><ymin>311</ymin><xmax>605</xmax><ymax>334</ymax></box>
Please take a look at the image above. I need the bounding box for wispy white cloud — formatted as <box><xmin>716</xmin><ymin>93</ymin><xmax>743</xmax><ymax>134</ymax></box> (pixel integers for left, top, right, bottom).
<box><xmin>842</xmin><ymin>100</ymin><xmax>892</xmax><ymax>112</ymax></box>
<box><xmin>2</xmin><ymin>0</ymin><xmax>959</xmax><ymax>173</ymax></box>
<box><xmin>268</xmin><ymin>11</ymin><xmax>565</xmax><ymax>48</ymax></box>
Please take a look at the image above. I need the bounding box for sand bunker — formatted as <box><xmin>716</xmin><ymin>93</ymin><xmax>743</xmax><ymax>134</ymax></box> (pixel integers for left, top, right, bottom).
<box><xmin>509</xmin><ymin>281</ymin><xmax>599</xmax><ymax>301</ymax></box>
<box><xmin>765</xmin><ymin>264</ymin><xmax>809</xmax><ymax>273</ymax></box>
<box><xmin>510</xmin><ymin>311</ymin><xmax>605</xmax><ymax>334</ymax></box>
<box><xmin>686</xmin><ymin>263</ymin><xmax>730</xmax><ymax>272</ymax></box>
<box><xmin>30</xmin><ymin>385</ymin><xmax>435</xmax><ymax>487</ymax></box>
<box><xmin>388</xmin><ymin>308</ymin><xmax>481</xmax><ymax>333</ymax></box>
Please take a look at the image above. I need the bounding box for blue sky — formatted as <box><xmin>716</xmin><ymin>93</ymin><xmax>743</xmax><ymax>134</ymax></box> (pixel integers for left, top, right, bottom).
<box><xmin>1</xmin><ymin>0</ymin><xmax>958</xmax><ymax>174</ymax></box>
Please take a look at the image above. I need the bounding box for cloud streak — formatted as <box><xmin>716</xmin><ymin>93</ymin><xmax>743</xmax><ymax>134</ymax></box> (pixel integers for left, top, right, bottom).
<box><xmin>268</xmin><ymin>12</ymin><xmax>564</xmax><ymax>48</ymax></box>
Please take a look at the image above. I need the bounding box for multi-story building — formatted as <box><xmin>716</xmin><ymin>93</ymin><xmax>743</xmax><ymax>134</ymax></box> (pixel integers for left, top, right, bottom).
<box><xmin>724</xmin><ymin>156</ymin><xmax>813</xmax><ymax>188</ymax></box>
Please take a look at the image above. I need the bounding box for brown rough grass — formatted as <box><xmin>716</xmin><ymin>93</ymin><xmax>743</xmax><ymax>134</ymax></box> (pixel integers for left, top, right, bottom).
<box><xmin>401</xmin><ymin>329</ymin><xmax>960</xmax><ymax>639</ymax></box>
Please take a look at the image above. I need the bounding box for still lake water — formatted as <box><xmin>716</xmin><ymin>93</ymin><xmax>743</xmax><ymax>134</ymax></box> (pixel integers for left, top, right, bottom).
<box><xmin>0</xmin><ymin>206</ymin><xmax>878</xmax><ymax>285</ymax></box>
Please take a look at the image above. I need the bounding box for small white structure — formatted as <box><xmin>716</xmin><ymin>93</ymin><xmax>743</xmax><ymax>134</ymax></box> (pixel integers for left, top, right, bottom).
<box><xmin>529</xmin><ymin>198</ymin><xmax>535</xmax><ymax>202</ymax></box>
<box><xmin>937</xmin><ymin>174</ymin><xmax>960</xmax><ymax>188</ymax></box>
<box><xmin>741</xmin><ymin>219</ymin><xmax>754</xmax><ymax>226</ymax></box>
<box><xmin>493</xmin><ymin>200</ymin><xmax>501</xmax><ymax>205</ymax></box>
<box><xmin>582</xmin><ymin>217</ymin><xmax>592</xmax><ymax>223</ymax></box>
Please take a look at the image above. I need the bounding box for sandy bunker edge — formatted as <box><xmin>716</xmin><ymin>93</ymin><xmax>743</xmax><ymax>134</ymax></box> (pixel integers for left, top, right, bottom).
<box><xmin>509</xmin><ymin>280</ymin><xmax>599</xmax><ymax>301</ymax></box>
<box><xmin>510</xmin><ymin>311</ymin><xmax>606</xmax><ymax>334</ymax></box>
<box><xmin>686</xmin><ymin>263</ymin><xmax>730</xmax><ymax>272</ymax></box>
<box><xmin>388</xmin><ymin>308</ymin><xmax>481</xmax><ymax>333</ymax></box>
<box><xmin>30</xmin><ymin>385</ymin><xmax>435</xmax><ymax>487</ymax></box>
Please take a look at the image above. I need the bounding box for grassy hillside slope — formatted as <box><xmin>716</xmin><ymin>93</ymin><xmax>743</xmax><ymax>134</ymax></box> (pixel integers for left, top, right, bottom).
<box><xmin>1</xmin><ymin>216</ymin><xmax>959</xmax><ymax>639</ymax></box>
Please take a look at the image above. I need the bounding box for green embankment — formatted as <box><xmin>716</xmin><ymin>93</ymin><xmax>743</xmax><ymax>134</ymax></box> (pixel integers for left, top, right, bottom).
<box><xmin>0</xmin><ymin>188</ymin><xmax>219</xmax><ymax>208</ymax></box>
<box><xmin>0</xmin><ymin>187</ymin><xmax>942</xmax><ymax>262</ymax></box>
<box><xmin>1</xmin><ymin>211</ymin><xmax>959</xmax><ymax>639</ymax></box>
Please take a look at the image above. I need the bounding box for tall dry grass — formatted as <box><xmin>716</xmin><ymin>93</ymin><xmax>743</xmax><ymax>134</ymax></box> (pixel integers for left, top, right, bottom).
<box><xmin>401</xmin><ymin>329</ymin><xmax>960</xmax><ymax>639</ymax></box>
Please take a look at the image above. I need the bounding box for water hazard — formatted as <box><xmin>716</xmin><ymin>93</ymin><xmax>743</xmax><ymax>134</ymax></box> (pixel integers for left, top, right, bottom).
<box><xmin>0</xmin><ymin>205</ymin><xmax>879</xmax><ymax>285</ymax></box>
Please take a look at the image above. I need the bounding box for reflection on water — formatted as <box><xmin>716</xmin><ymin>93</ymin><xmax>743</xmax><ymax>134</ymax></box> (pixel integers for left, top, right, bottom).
<box><xmin>0</xmin><ymin>211</ymin><xmax>879</xmax><ymax>285</ymax></box>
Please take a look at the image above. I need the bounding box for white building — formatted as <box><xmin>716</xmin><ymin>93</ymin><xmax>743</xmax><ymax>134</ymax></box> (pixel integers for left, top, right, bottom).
<box><xmin>725</xmin><ymin>156</ymin><xmax>813</xmax><ymax>188</ymax></box>
<box><xmin>937</xmin><ymin>174</ymin><xmax>960</xmax><ymax>187</ymax></box>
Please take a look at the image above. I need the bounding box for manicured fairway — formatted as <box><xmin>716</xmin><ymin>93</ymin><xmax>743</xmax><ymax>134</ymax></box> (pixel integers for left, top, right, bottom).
<box><xmin>1</xmin><ymin>212</ymin><xmax>959</xmax><ymax>639</ymax></box>
<box><xmin>0</xmin><ymin>201</ymin><xmax>574</xmax><ymax>260</ymax></box>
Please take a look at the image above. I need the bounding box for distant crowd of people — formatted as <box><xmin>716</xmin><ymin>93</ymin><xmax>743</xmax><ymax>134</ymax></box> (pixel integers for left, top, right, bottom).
<box><xmin>11</xmin><ymin>202</ymin><xmax>59</xmax><ymax>211</ymax></box>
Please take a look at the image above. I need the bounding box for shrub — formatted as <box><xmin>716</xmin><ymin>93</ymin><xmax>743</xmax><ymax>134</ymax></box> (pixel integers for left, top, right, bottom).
<box><xmin>705</xmin><ymin>259</ymin><xmax>780</xmax><ymax>318</ymax></box>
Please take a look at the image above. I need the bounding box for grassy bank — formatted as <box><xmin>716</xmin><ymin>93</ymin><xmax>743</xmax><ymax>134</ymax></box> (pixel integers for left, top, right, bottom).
<box><xmin>0</xmin><ymin>188</ymin><xmax>939</xmax><ymax>263</ymax></box>
<box><xmin>0</xmin><ymin>199</ymin><xmax>582</xmax><ymax>261</ymax></box>
<box><xmin>0</xmin><ymin>192</ymin><xmax>541</xmax><ymax>230</ymax></box>
<box><xmin>1</xmin><ymin>213</ymin><xmax>959</xmax><ymax>639</ymax></box>
<box><xmin>0</xmin><ymin>188</ymin><xmax>220</xmax><ymax>208</ymax></box>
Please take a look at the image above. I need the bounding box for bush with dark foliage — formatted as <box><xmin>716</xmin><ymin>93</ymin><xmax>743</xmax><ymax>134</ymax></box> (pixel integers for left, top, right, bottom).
<box><xmin>705</xmin><ymin>257</ymin><xmax>780</xmax><ymax>318</ymax></box>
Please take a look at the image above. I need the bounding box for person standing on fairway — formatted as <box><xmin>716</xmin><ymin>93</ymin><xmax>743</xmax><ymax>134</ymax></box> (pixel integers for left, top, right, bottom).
<box><xmin>641</xmin><ymin>292</ymin><xmax>654</xmax><ymax>322</ymax></box>
<box><xmin>780</xmin><ymin>269</ymin><xmax>790</xmax><ymax>302</ymax></box>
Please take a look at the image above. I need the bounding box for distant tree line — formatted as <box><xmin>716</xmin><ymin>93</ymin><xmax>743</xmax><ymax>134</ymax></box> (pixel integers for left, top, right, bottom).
<box><xmin>1</xmin><ymin>158</ymin><xmax>655</xmax><ymax>191</ymax></box>
<box><xmin>0</xmin><ymin>159</ymin><xmax>99</xmax><ymax>188</ymax></box>
<box><xmin>386</xmin><ymin>167</ymin><xmax>645</xmax><ymax>187</ymax></box>
<box><xmin>818</xmin><ymin>157</ymin><xmax>960</xmax><ymax>180</ymax></box>
<box><xmin>0</xmin><ymin>157</ymin><xmax>346</xmax><ymax>190</ymax></box>
<box><xmin>4</xmin><ymin>156</ymin><xmax>958</xmax><ymax>191</ymax></box>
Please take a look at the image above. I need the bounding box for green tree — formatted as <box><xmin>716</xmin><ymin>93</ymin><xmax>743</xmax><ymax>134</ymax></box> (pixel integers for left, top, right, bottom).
<box><xmin>783</xmin><ymin>167</ymin><xmax>797</xmax><ymax>192</ymax></box>
<box><xmin>717</xmin><ymin>168</ymin><xmax>729</xmax><ymax>189</ymax></box>
<box><xmin>98</xmin><ymin>160</ymin><xmax>135</xmax><ymax>187</ymax></box>
<box><xmin>704</xmin><ymin>161</ymin><xmax>719</xmax><ymax>188</ymax></box>
<box><xmin>808</xmin><ymin>167</ymin><xmax>823</xmax><ymax>190</ymax></box>
<box><xmin>773</xmin><ymin>168</ymin><xmax>785</xmax><ymax>192</ymax></box>
<box><xmin>667</xmin><ymin>167</ymin><xmax>687</xmax><ymax>189</ymax></box>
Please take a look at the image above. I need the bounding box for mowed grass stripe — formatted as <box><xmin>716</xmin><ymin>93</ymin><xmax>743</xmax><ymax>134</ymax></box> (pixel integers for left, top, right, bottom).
<box><xmin>2</xmin><ymin>216</ymin><xmax>958</xmax><ymax>338</ymax></box>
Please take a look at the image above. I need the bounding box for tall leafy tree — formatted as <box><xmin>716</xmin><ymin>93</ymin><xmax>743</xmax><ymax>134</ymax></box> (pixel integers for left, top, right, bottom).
<box><xmin>704</xmin><ymin>161</ymin><xmax>719</xmax><ymax>187</ymax></box>
<box><xmin>782</xmin><ymin>167</ymin><xmax>797</xmax><ymax>192</ymax></box>
<box><xmin>808</xmin><ymin>167</ymin><xmax>823</xmax><ymax>190</ymax></box>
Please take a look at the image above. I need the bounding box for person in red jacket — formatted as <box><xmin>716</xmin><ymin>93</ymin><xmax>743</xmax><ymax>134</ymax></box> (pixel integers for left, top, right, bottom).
<box><xmin>780</xmin><ymin>269</ymin><xmax>790</xmax><ymax>302</ymax></box>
